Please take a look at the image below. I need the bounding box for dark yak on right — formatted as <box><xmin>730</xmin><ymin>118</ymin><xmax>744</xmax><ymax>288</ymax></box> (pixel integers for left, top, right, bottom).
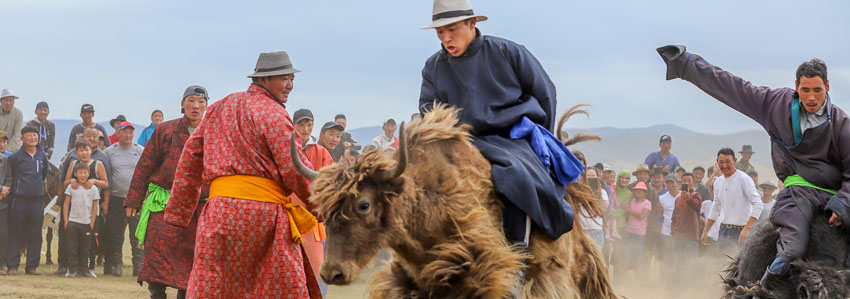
<box><xmin>723</xmin><ymin>213</ymin><xmax>850</xmax><ymax>299</ymax></box>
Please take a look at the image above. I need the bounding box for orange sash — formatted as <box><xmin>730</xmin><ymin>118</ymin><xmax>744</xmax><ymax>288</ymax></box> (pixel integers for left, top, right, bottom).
<box><xmin>209</xmin><ymin>175</ymin><xmax>318</xmax><ymax>244</ymax></box>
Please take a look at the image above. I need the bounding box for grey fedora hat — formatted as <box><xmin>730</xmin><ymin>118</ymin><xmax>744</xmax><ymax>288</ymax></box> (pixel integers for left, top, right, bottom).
<box><xmin>422</xmin><ymin>0</ymin><xmax>488</xmax><ymax>29</ymax></box>
<box><xmin>247</xmin><ymin>51</ymin><xmax>301</xmax><ymax>78</ymax></box>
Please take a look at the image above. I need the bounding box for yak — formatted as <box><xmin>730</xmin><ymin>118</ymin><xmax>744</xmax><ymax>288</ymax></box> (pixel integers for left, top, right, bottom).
<box><xmin>721</xmin><ymin>211</ymin><xmax>850</xmax><ymax>299</ymax></box>
<box><xmin>291</xmin><ymin>104</ymin><xmax>615</xmax><ymax>298</ymax></box>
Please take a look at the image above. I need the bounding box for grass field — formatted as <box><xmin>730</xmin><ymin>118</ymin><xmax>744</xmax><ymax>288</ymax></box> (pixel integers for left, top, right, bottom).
<box><xmin>0</xmin><ymin>229</ymin><xmax>723</xmax><ymax>298</ymax></box>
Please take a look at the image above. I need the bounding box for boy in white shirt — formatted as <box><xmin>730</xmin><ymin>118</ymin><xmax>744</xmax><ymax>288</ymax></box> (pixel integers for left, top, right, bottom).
<box><xmin>62</xmin><ymin>163</ymin><xmax>100</xmax><ymax>278</ymax></box>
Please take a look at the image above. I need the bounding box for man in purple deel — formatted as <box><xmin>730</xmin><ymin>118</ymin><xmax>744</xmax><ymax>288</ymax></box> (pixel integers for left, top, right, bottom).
<box><xmin>657</xmin><ymin>45</ymin><xmax>850</xmax><ymax>292</ymax></box>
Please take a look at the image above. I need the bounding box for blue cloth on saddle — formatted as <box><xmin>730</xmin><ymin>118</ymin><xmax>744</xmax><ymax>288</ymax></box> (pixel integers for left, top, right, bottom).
<box><xmin>509</xmin><ymin>116</ymin><xmax>583</xmax><ymax>185</ymax></box>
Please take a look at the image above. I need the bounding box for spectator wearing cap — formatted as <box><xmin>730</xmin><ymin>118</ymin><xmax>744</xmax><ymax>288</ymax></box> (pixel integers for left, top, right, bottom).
<box><xmin>68</xmin><ymin>104</ymin><xmax>111</xmax><ymax>152</ymax></box>
<box><xmin>25</xmin><ymin>102</ymin><xmax>55</xmax><ymax>159</ymax></box>
<box><xmin>0</xmin><ymin>89</ymin><xmax>24</xmax><ymax>152</ymax></box>
<box><xmin>291</xmin><ymin>109</ymin><xmax>330</xmax><ymax>291</ymax></box>
<box><xmin>644</xmin><ymin>135</ymin><xmax>681</xmax><ymax>174</ymax></box>
<box><xmin>293</xmin><ymin>109</ymin><xmax>333</xmax><ymax>169</ymax></box>
<box><xmin>641</xmin><ymin>167</ymin><xmax>667</xmax><ymax>266</ymax></box>
<box><xmin>317</xmin><ymin>121</ymin><xmax>344</xmax><ymax>162</ymax></box>
<box><xmin>692</xmin><ymin>166</ymin><xmax>712</xmax><ymax>203</ymax></box>
<box><xmin>137</xmin><ymin>110</ymin><xmax>163</xmax><ymax>147</ymax></box>
<box><xmin>674</xmin><ymin>166</ymin><xmax>686</xmax><ymax>180</ymax></box>
<box><xmin>6</xmin><ymin>126</ymin><xmax>49</xmax><ymax>275</ymax></box>
<box><xmin>658</xmin><ymin>174</ymin><xmax>681</xmax><ymax>268</ymax></box>
<box><xmin>0</xmin><ymin>130</ymin><xmax>11</xmax><ymax>275</ymax></box>
<box><xmin>103</xmin><ymin>121</ymin><xmax>144</xmax><ymax>277</ymax></box>
<box><xmin>735</xmin><ymin>145</ymin><xmax>756</xmax><ymax>174</ymax></box>
<box><xmin>331</xmin><ymin>114</ymin><xmax>362</xmax><ymax>162</ymax></box>
<box><xmin>0</xmin><ymin>131</ymin><xmax>11</xmax><ymax>157</ymax></box>
<box><xmin>371</xmin><ymin>118</ymin><xmax>399</xmax><ymax>150</ymax></box>
<box><xmin>670</xmin><ymin>172</ymin><xmax>703</xmax><ymax>285</ymax></box>
<box><xmin>108</xmin><ymin>115</ymin><xmax>127</xmax><ymax>145</ymax></box>
<box><xmin>759</xmin><ymin>181</ymin><xmax>778</xmax><ymax>221</ymax></box>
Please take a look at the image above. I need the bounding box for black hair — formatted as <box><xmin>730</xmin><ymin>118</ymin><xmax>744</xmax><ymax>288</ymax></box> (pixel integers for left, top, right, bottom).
<box><xmin>151</xmin><ymin>110</ymin><xmax>163</xmax><ymax>117</ymax></box>
<box><xmin>74</xmin><ymin>140</ymin><xmax>92</xmax><ymax>150</ymax></box>
<box><xmin>796</xmin><ymin>58</ymin><xmax>828</xmax><ymax>84</ymax></box>
<box><xmin>682</xmin><ymin>172</ymin><xmax>694</xmax><ymax>179</ymax></box>
<box><xmin>692</xmin><ymin>166</ymin><xmax>705</xmax><ymax>173</ymax></box>
<box><xmin>717</xmin><ymin>147</ymin><xmax>736</xmax><ymax>159</ymax></box>
<box><xmin>74</xmin><ymin>163</ymin><xmax>90</xmax><ymax>172</ymax></box>
<box><xmin>334</xmin><ymin>114</ymin><xmax>346</xmax><ymax>121</ymax></box>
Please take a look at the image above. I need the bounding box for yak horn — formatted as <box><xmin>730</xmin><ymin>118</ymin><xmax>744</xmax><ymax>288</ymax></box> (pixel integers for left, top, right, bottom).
<box><xmin>380</xmin><ymin>122</ymin><xmax>408</xmax><ymax>181</ymax></box>
<box><xmin>290</xmin><ymin>132</ymin><xmax>319</xmax><ymax>181</ymax></box>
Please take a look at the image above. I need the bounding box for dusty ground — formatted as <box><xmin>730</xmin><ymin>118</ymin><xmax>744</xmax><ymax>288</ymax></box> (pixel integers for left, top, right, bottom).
<box><xmin>1</xmin><ymin>229</ymin><xmax>725</xmax><ymax>298</ymax></box>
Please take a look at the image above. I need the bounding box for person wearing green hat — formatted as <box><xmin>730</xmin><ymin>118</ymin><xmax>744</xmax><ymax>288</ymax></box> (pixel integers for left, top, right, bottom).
<box><xmin>610</xmin><ymin>170</ymin><xmax>632</xmax><ymax>282</ymax></box>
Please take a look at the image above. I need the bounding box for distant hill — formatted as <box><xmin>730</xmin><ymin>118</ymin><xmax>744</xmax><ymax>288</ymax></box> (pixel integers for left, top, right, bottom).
<box><xmin>352</xmin><ymin>123</ymin><xmax>777</xmax><ymax>182</ymax></box>
<box><xmin>565</xmin><ymin>126</ymin><xmax>776</xmax><ymax>182</ymax></box>
<box><xmin>47</xmin><ymin>120</ymin><xmax>778</xmax><ymax>183</ymax></box>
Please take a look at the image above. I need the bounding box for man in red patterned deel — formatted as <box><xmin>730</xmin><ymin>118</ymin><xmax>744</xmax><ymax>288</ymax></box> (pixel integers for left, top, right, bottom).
<box><xmin>164</xmin><ymin>51</ymin><xmax>321</xmax><ymax>298</ymax></box>
<box><xmin>124</xmin><ymin>85</ymin><xmax>210</xmax><ymax>298</ymax></box>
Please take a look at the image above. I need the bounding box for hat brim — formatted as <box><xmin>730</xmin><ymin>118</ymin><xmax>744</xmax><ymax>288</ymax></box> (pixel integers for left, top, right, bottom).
<box><xmin>247</xmin><ymin>68</ymin><xmax>301</xmax><ymax>78</ymax></box>
<box><xmin>632</xmin><ymin>169</ymin><xmax>649</xmax><ymax>176</ymax></box>
<box><xmin>421</xmin><ymin>15</ymin><xmax>487</xmax><ymax>29</ymax></box>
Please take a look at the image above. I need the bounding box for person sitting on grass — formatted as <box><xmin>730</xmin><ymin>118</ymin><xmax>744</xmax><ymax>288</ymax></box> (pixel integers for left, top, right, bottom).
<box><xmin>63</xmin><ymin>162</ymin><xmax>100</xmax><ymax>278</ymax></box>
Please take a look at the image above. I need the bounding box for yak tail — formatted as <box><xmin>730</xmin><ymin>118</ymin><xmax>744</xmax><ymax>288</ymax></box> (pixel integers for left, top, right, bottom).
<box><xmin>556</xmin><ymin>104</ymin><xmax>602</xmax><ymax>147</ymax></box>
<box><xmin>556</xmin><ymin>104</ymin><xmax>604</xmax><ymax>222</ymax></box>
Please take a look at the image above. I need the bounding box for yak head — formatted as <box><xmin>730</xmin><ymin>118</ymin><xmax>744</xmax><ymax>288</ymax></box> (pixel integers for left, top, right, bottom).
<box><xmin>291</xmin><ymin>123</ymin><xmax>409</xmax><ymax>285</ymax></box>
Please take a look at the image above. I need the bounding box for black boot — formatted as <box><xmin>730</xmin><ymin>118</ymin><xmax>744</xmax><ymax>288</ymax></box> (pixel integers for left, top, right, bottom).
<box><xmin>148</xmin><ymin>282</ymin><xmax>167</xmax><ymax>299</ymax></box>
<box><xmin>759</xmin><ymin>268</ymin><xmax>786</xmax><ymax>294</ymax></box>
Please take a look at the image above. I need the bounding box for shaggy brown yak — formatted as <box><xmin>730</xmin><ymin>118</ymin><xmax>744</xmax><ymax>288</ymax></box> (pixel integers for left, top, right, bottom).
<box><xmin>292</xmin><ymin>104</ymin><xmax>616</xmax><ymax>298</ymax></box>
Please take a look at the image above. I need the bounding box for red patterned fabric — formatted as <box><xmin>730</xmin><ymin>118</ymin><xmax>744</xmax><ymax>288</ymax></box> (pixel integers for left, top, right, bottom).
<box><xmin>124</xmin><ymin>116</ymin><xmax>210</xmax><ymax>288</ymax></box>
<box><xmin>165</xmin><ymin>84</ymin><xmax>317</xmax><ymax>297</ymax></box>
<box><xmin>188</xmin><ymin>197</ymin><xmax>312</xmax><ymax>298</ymax></box>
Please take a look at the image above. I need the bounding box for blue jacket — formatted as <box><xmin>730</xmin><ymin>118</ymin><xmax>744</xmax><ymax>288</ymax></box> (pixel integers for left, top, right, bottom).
<box><xmin>137</xmin><ymin>123</ymin><xmax>157</xmax><ymax>146</ymax></box>
<box><xmin>9</xmin><ymin>147</ymin><xmax>49</xmax><ymax>199</ymax></box>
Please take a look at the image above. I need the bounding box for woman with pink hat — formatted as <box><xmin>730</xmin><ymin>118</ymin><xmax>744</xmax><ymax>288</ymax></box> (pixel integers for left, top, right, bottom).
<box><xmin>623</xmin><ymin>181</ymin><xmax>652</xmax><ymax>277</ymax></box>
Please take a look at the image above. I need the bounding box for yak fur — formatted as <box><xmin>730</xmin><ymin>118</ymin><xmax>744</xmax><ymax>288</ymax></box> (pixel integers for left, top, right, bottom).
<box><xmin>309</xmin><ymin>104</ymin><xmax>616</xmax><ymax>298</ymax></box>
<box><xmin>722</xmin><ymin>212</ymin><xmax>850</xmax><ymax>299</ymax></box>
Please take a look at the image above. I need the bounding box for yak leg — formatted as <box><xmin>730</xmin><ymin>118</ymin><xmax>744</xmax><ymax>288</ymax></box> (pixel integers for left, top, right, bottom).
<box><xmin>368</xmin><ymin>260</ymin><xmax>421</xmax><ymax>299</ymax></box>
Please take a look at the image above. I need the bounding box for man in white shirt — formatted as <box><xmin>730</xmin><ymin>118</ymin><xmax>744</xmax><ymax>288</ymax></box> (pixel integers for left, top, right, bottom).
<box><xmin>701</xmin><ymin>148</ymin><xmax>763</xmax><ymax>260</ymax></box>
<box><xmin>658</xmin><ymin>174</ymin><xmax>679</xmax><ymax>277</ymax></box>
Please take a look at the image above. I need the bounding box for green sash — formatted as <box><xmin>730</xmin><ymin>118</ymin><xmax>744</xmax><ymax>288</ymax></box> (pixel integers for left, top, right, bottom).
<box><xmin>135</xmin><ymin>183</ymin><xmax>170</xmax><ymax>245</ymax></box>
<box><xmin>784</xmin><ymin>174</ymin><xmax>837</xmax><ymax>195</ymax></box>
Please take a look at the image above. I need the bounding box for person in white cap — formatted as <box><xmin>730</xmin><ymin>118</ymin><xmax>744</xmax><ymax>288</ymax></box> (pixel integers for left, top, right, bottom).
<box><xmin>371</xmin><ymin>117</ymin><xmax>399</xmax><ymax>150</ymax></box>
<box><xmin>418</xmin><ymin>1</ymin><xmax>582</xmax><ymax>292</ymax></box>
<box><xmin>0</xmin><ymin>89</ymin><xmax>24</xmax><ymax>152</ymax></box>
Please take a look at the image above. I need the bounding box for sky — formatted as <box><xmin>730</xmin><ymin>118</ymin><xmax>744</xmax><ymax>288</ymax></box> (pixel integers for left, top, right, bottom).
<box><xmin>1</xmin><ymin>0</ymin><xmax>848</xmax><ymax>134</ymax></box>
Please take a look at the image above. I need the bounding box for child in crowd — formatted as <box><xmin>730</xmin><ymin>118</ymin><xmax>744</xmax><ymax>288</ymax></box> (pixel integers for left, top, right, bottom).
<box><xmin>624</xmin><ymin>182</ymin><xmax>652</xmax><ymax>275</ymax></box>
<box><xmin>63</xmin><ymin>163</ymin><xmax>100</xmax><ymax>278</ymax></box>
<box><xmin>62</xmin><ymin>140</ymin><xmax>109</xmax><ymax>278</ymax></box>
